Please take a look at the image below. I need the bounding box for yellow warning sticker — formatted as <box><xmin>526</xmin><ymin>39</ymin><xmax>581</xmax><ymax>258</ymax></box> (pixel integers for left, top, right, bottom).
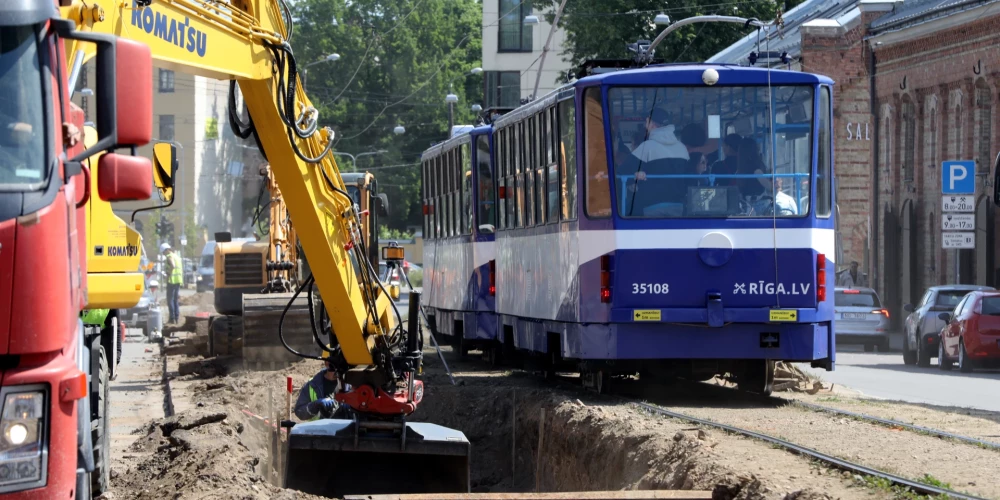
<box><xmin>633</xmin><ymin>310</ymin><xmax>661</xmax><ymax>321</ymax></box>
<box><xmin>769</xmin><ymin>310</ymin><xmax>798</xmax><ymax>322</ymax></box>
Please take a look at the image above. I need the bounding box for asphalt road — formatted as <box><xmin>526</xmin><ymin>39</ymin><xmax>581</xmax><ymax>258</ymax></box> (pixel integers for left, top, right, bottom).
<box><xmin>802</xmin><ymin>348</ymin><xmax>1000</xmax><ymax>412</ymax></box>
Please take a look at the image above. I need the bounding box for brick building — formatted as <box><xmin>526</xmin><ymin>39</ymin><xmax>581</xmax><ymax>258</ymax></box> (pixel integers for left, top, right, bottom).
<box><xmin>712</xmin><ymin>0</ymin><xmax>1000</xmax><ymax>322</ymax></box>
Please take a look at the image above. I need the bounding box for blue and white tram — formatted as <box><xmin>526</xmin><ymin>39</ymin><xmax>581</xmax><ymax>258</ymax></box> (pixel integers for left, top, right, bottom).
<box><xmin>486</xmin><ymin>64</ymin><xmax>836</xmax><ymax>394</ymax></box>
<box><xmin>420</xmin><ymin>126</ymin><xmax>499</xmax><ymax>358</ymax></box>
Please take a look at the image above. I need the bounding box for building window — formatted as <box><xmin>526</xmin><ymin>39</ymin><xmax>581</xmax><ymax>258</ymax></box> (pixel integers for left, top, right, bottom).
<box><xmin>927</xmin><ymin>105</ymin><xmax>937</xmax><ymax>171</ymax></box>
<box><xmin>953</xmin><ymin>103</ymin><xmax>963</xmax><ymax>159</ymax></box>
<box><xmin>498</xmin><ymin>0</ymin><xmax>532</xmax><ymax>52</ymax></box>
<box><xmin>485</xmin><ymin>71</ymin><xmax>521</xmax><ymax>109</ymax></box>
<box><xmin>902</xmin><ymin>99</ymin><xmax>915</xmax><ymax>181</ymax></box>
<box><xmin>159</xmin><ymin>115</ymin><xmax>175</xmax><ymax>141</ymax></box>
<box><xmin>975</xmin><ymin>81</ymin><xmax>992</xmax><ymax>171</ymax></box>
<box><xmin>159</xmin><ymin>69</ymin><xmax>175</xmax><ymax>93</ymax></box>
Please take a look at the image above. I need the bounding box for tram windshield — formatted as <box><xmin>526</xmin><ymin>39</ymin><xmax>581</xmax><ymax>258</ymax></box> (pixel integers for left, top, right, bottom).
<box><xmin>608</xmin><ymin>85</ymin><xmax>814</xmax><ymax>218</ymax></box>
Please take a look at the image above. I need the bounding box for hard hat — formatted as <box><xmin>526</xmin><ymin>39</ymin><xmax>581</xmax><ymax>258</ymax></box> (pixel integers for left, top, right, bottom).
<box><xmin>149</xmin><ymin>279</ymin><xmax>160</xmax><ymax>288</ymax></box>
<box><xmin>160</xmin><ymin>242</ymin><xmax>172</xmax><ymax>252</ymax></box>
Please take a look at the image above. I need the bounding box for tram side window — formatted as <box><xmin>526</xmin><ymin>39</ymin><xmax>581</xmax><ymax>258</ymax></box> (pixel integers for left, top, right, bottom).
<box><xmin>526</xmin><ymin>117</ymin><xmax>536</xmax><ymax>227</ymax></box>
<box><xmin>817</xmin><ymin>86</ymin><xmax>832</xmax><ymax>218</ymax></box>
<box><xmin>497</xmin><ymin>131</ymin><xmax>507</xmax><ymax>230</ymax></box>
<box><xmin>507</xmin><ymin>128</ymin><xmax>516</xmax><ymax>230</ymax></box>
<box><xmin>477</xmin><ymin>135</ymin><xmax>496</xmax><ymax>230</ymax></box>
<box><xmin>462</xmin><ymin>143</ymin><xmax>472</xmax><ymax>234</ymax></box>
<box><xmin>559</xmin><ymin>98</ymin><xmax>578</xmax><ymax>220</ymax></box>
<box><xmin>517</xmin><ymin>122</ymin><xmax>525</xmax><ymax>228</ymax></box>
<box><xmin>583</xmin><ymin>88</ymin><xmax>611</xmax><ymax>218</ymax></box>
<box><xmin>445</xmin><ymin>152</ymin><xmax>453</xmax><ymax>238</ymax></box>
<box><xmin>546</xmin><ymin>106</ymin><xmax>559</xmax><ymax>222</ymax></box>
<box><xmin>451</xmin><ymin>150</ymin><xmax>459</xmax><ymax>236</ymax></box>
<box><xmin>434</xmin><ymin>157</ymin><xmax>441</xmax><ymax>239</ymax></box>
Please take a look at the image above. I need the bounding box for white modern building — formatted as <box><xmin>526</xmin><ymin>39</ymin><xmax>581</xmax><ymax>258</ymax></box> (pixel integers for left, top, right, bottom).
<box><xmin>481</xmin><ymin>0</ymin><xmax>573</xmax><ymax>107</ymax></box>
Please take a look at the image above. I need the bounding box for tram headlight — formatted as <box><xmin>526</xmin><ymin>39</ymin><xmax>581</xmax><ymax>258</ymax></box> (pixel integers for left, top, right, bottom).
<box><xmin>702</xmin><ymin>68</ymin><xmax>719</xmax><ymax>86</ymax></box>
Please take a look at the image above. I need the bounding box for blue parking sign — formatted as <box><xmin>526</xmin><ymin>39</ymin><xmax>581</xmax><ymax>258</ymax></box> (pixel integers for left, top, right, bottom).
<box><xmin>942</xmin><ymin>161</ymin><xmax>975</xmax><ymax>194</ymax></box>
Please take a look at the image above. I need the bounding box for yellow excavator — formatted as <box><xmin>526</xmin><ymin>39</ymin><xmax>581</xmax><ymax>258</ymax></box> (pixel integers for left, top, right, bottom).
<box><xmin>211</xmin><ymin>168</ymin><xmax>391</xmax><ymax>371</ymax></box>
<box><xmin>60</xmin><ymin>0</ymin><xmax>469</xmax><ymax>496</ymax></box>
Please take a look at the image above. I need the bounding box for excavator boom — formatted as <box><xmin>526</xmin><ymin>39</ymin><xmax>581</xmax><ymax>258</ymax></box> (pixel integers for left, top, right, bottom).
<box><xmin>60</xmin><ymin>0</ymin><xmax>469</xmax><ymax>495</ymax></box>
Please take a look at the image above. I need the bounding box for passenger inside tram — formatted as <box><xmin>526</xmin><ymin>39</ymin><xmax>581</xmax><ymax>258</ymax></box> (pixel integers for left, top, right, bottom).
<box><xmin>608</xmin><ymin>84</ymin><xmax>813</xmax><ymax>218</ymax></box>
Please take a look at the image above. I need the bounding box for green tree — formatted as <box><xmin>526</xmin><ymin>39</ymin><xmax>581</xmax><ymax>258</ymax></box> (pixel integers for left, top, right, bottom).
<box><xmin>539</xmin><ymin>0</ymin><xmax>806</xmax><ymax>80</ymax></box>
<box><xmin>288</xmin><ymin>0</ymin><xmax>482</xmax><ymax>232</ymax></box>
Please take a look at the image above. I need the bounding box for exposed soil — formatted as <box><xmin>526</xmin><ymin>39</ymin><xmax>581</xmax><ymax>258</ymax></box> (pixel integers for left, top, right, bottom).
<box><xmin>110</xmin><ymin>312</ymin><xmax>1000</xmax><ymax>500</ymax></box>
<box><xmin>178</xmin><ymin>291</ymin><xmax>215</xmax><ymax>313</ymax></box>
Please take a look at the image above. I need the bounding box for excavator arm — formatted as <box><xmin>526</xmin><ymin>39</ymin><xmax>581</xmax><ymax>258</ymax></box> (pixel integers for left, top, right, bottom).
<box><xmin>61</xmin><ymin>0</ymin><xmax>414</xmax><ymax>412</ymax></box>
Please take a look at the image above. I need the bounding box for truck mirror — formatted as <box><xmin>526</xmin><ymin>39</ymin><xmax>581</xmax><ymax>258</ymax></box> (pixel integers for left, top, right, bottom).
<box><xmin>153</xmin><ymin>142</ymin><xmax>177</xmax><ymax>203</ymax></box>
<box><xmin>903</xmin><ymin>303</ymin><xmax>914</xmax><ymax>313</ymax></box>
<box><xmin>938</xmin><ymin>312</ymin><xmax>952</xmax><ymax>322</ymax></box>
<box><xmin>375</xmin><ymin>193</ymin><xmax>390</xmax><ymax>217</ymax></box>
<box><xmin>97</xmin><ymin>153</ymin><xmax>153</xmax><ymax>202</ymax></box>
<box><xmin>56</xmin><ymin>18</ymin><xmax>153</xmax><ymax>161</ymax></box>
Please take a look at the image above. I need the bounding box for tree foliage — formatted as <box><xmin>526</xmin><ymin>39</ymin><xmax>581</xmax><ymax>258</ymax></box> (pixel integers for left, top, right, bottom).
<box><xmin>539</xmin><ymin>0</ymin><xmax>806</xmax><ymax>80</ymax></box>
<box><xmin>288</xmin><ymin>0</ymin><xmax>483</xmax><ymax>233</ymax></box>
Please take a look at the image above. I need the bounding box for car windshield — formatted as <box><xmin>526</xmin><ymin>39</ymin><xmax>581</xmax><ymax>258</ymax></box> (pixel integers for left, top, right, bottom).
<box><xmin>835</xmin><ymin>291</ymin><xmax>880</xmax><ymax>308</ymax></box>
<box><xmin>200</xmin><ymin>255</ymin><xmax>213</xmax><ymax>267</ymax></box>
<box><xmin>608</xmin><ymin>85</ymin><xmax>813</xmax><ymax>218</ymax></box>
<box><xmin>980</xmin><ymin>297</ymin><xmax>1000</xmax><ymax>316</ymax></box>
<box><xmin>0</xmin><ymin>25</ymin><xmax>46</xmax><ymax>188</ymax></box>
<box><xmin>935</xmin><ymin>291</ymin><xmax>970</xmax><ymax>308</ymax></box>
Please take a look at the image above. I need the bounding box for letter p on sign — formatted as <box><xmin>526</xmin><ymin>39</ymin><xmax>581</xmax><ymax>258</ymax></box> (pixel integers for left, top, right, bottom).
<box><xmin>942</xmin><ymin>160</ymin><xmax>976</xmax><ymax>194</ymax></box>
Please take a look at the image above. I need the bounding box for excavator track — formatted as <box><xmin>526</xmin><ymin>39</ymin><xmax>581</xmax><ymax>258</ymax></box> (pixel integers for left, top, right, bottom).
<box><xmin>242</xmin><ymin>292</ymin><xmax>324</xmax><ymax>371</ymax></box>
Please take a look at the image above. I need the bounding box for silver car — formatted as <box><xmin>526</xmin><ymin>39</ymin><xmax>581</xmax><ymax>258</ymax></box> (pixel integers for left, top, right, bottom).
<box><xmin>902</xmin><ymin>285</ymin><xmax>995</xmax><ymax>367</ymax></box>
<box><xmin>835</xmin><ymin>287</ymin><xmax>890</xmax><ymax>352</ymax></box>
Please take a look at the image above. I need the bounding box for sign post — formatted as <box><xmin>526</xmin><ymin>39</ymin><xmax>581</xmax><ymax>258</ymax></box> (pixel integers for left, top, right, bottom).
<box><xmin>941</xmin><ymin>160</ymin><xmax>976</xmax><ymax>283</ymax></box>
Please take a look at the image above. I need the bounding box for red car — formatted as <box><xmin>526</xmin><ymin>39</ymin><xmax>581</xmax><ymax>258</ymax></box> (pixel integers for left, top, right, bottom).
<box><xmin>937</xmin><ymin>291</ymin><xmax>1000</xmax><ymax>372</ymax></box>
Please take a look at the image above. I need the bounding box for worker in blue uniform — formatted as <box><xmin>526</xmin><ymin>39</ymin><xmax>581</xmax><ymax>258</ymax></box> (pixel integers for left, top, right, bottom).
<box><xmin>293</xmin><ymin>349</ymin><xmax>353</xmax><ymax>421</ymax></box>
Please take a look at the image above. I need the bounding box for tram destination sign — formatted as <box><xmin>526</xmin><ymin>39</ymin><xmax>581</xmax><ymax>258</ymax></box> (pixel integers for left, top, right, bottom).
<box><xmin>942</xmin><ymin>195</ymin><xmax>975</xmax><ymax>212</ymax></box>
<box><xmin>942</xmin><ymin>232</ymin><xmax>975</xmax><ymax>249</ymax></box>
<box><xmin>942</xmin><ymin>213</ymin><xmax>975</xmax><ymax>231</ymax></box>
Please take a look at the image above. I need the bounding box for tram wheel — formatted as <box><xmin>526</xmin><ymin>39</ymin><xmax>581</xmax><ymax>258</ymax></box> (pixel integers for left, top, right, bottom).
<box><xmin>738</xmin><ymin>360</ymin><xmax>775</xmax><ymax>396</ymax></box>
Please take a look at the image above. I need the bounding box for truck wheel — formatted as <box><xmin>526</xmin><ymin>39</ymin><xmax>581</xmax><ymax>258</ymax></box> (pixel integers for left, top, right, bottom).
<box><xmin>91</xmin><ymin>346</ymin><xmax>110</xmax><ymax>495</ymax></box>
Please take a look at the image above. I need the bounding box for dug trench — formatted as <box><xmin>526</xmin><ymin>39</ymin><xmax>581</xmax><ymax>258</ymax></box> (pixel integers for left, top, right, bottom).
<box><xmin>111</xmin><ymin>331</ymin><xmax>859</xmax><ymax>499</ymax></box>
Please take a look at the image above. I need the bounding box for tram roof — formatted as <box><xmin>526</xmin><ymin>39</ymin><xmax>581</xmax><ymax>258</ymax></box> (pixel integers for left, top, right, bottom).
<box><xmin>576</xmin><ymin>63</ymin><xmax>833</xmax><ymax>87</ymax></box>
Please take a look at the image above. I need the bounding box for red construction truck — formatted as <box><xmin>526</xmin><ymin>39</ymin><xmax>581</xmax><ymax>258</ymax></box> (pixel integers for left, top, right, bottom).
<box><xmin>0</xmin><ymin>0</ymin><xmax>152</xmax><ymax>497</ymax></box>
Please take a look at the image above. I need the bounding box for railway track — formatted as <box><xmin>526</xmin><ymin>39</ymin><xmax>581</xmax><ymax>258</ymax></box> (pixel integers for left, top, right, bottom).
<box><xmin>458</xmin><ymin>354</ymin><xmax>998</xmax><ymax>499</ymax></box>
<box><xmin>630</xmin><ymin>400</ymin><xmax>988</xmax><ymax>500</ymax></box>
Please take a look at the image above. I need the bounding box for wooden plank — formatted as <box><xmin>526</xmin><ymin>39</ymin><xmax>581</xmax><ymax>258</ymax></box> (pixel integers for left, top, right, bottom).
<box><xmin>345</xmin><ymin>492</ymin><xmax>713</xmax><ymax>500</ymax></box>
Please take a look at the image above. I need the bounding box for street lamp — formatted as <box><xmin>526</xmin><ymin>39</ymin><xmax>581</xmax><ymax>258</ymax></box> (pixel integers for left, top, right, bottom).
<box><xmin>79</xmin><ymin>88</ymin><xmax>94</xmax><ymax>96</ymax></box>
<box><xmin>301</xmin><ymin>53</ymin><xmax>341</xmax><ymax>89</ymax></box>
<box><xmin>394</xmin><ymin>125</ymin><xmax>406</xmax><ymax>135</ymax></box>
<box><xmin>523</xmin><ymin>15</ymin><xmax>540</xmax><ymax>25</ymax></box>
<box><xmin>470</xmin><ymin>67</ymin><xmax>483</xmax><ymax>75</ymax></box>
<box><xmin>654</xmin><ymin>13</ymin><xmax>671</xmax><ymax>25</ymax></box>
<box><xmin>471</xmin><ymin>104</ymin><xmax>482</xmax><ymax>113</ymax></box>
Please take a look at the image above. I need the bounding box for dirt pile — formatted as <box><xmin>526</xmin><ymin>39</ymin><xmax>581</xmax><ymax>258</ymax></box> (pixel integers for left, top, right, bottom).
<box><xmin>117</xmin><ymin>408</ymin><xmax>321</xmax><ymax>500</ymax></box>
<box><xmin>179</xmin><ymin>291</ymin><xmax>215</xmax><ymax>312</ymax></box>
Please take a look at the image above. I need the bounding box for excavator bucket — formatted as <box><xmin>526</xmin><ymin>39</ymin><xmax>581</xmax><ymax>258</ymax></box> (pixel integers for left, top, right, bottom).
<box><xmin>283</xmin><ymin>419</ymin><xmax>470</xmax><ymax>497</ymax></box>
<box><xmin>241</xmin><ymin>293</ymin><xmax>324</xmax><ymax>370</ymax></box>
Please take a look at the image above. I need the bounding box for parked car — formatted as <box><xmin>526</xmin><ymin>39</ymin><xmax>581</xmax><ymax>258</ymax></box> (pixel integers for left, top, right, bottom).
<box><xmin>903</xmin><ymin>285</ymin><xmax>995</xmax><ymax>367</ymax></box>
<box><xmin>834</xmin><ymin>287</ymin><xmax>890</xmax><ymax>352</ymax></box>
<box><xmin>124</xmin><ymin>280</ymin><xmax>155</xmax><ymax>337</ymax></box>
<box><xmin>196</xmin><ymin>241</ymin><xmax>216</xmax><ymax>292</ymax></box>
<box><xmin>936</xmin><ymin>291</ymin><xmax>1000</xmax><ymax>372</ymax></box>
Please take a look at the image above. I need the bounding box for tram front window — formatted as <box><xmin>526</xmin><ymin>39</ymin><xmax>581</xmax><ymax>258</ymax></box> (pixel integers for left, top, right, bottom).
<box><xmin>608</xmin><ymin>85</ymin><xmax>814</xmax><ymax>218</ymax></box>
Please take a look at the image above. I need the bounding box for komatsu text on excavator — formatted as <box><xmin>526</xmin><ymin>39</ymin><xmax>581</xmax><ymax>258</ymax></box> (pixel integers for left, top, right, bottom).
<box><xmin>60</xmin><ymin>0</ymin><xmax>470</xmax><ymax>497</ymax></box>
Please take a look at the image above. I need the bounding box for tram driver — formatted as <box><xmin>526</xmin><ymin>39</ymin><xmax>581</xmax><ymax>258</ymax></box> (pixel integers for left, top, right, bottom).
<box><xmin>617</xmin><ymin>108</ymin><xmax>692</xmax><ymax>216</ymax></box>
